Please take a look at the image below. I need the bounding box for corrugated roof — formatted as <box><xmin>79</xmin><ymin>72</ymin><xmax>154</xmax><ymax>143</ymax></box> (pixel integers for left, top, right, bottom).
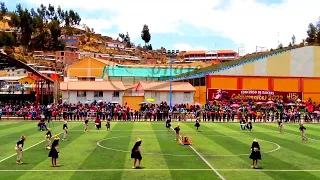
<box><xmin>137</xmin><ymin>81</ymin><xmax>195</xmax><ymax>92</ymax></box>
<box><xmin>105</xmin><ymin>66</ymin><xmax>195</xmax><ymax>77</ymax></box>
<box><xmin>60</xmin><ymin>81</ymin><xmax>125</xmax><ymax>91</ymax></box>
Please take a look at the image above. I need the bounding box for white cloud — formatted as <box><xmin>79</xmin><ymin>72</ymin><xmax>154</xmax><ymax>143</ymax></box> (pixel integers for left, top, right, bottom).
<box><xmin>173</xmin><ymin>43</ymin><xmax>207</xmax><ymax>51</ymax></box>
<box><xmin>79</xmin><ymin>18</ymin><xmax>113</xmax><ymax>34</ymax></box>
<box><xmin>26</xmin><ymin>0</ymin><xmax>320</xmax><ymax>52</ymax></box>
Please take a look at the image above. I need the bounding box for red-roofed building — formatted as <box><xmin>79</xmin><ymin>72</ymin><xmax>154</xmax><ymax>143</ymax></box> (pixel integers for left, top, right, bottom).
<box><xmin>184</xmin><ymin>50</ymin><xmax>238</xmax><ymax>62</ymax></box>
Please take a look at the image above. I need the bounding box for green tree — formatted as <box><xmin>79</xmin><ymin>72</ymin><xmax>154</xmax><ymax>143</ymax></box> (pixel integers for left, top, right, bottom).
<box><xmin>0</xmin><ymin>2</ymin><xmax>8</xmax><ymax>21</ymax></box>
<box><xmin>306</xmin><ymin>23</ymin><xmax>317</xmax><ymax>44</ymax></box>
<box><xmin>291</xmin><ymin>35</ymin><xmax>296</xmax><ymax>45</ymax></box>
<box><xmin>141</xmin><ymin>24</ymin><xmax>151</xmax><ymax>46</ymax></box>
<box><xmin>82</xmin><ymin>24</ymin><xmax>94</xmax><ymax>42</ymax></box>
<box><xmin>278</xmin><ymin>43</ymin><xmax>283</xmax><ymax>49</ymax></box>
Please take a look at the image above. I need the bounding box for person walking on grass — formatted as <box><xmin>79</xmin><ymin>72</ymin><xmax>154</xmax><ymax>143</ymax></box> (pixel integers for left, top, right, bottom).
<box><xmin>249</xmin><ymin>138</ymin><xmax>261</xmax><ymax>169</ymax></box>
<box><xmin>195</xmin><ymin>117</ymin><xmax>200</xmax><ymax>131</ymax></box>
<box><xmin>84</xmin><ymin>118</ymin><xmax>89</xmax><ymax>132</ymax></box>
<box><xmin>278</xmin><ymin>119</ymin><xmax>284</xmax><ymax>133</ymax></box>
<box><xmin>106</xmin><ymin>118</ymin><xmax>111</xmax><ymax>131</ymax></box>
<box><xmin>15</xmin><ymin>135</ymin><xmax>26</xmax><ymax>164</ymax></box>
<box><xmin>62</xmin><ymin>121</ymin><xmax>68</xmax><ymax>141</ymax></box>
<box><xmin>174</xmin><ymin>124</ymin><xmax>181</xmax><ymax>141</ymax></box>
<box><xmin>45</xmin><ymin>128</ymin><xmax>52</xmax><ymax>149</ymax></box>
<box><xmin>48</xmin><ymin>136</ymin><xmax>60</xmax><ymax>167</ymax></box>
<box><xmin>131</xmin><ymin>138</ymin><xmax>142</xmax><ymax>169</ymax></box>
<box><xmin>166</xmin><ymin>118</ymin><xmax>171</xmax><ymax>131</ymax></box>
<box><xmin>246</xmin><ymin>120</ymin><xmax>252</xmax><ymax>132</ymax></box>
<box><xmin>299</xmin><ymin>123</ymin><xmax>308</xmax><ymax>141</ymax></box>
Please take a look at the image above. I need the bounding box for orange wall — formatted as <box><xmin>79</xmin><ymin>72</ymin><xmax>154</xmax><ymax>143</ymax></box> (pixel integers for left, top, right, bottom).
<box><xmin>194</xmin><ymin>86</ymin><xmax>206</xmax><ymax>105</ymax></box>
<box><xmin>123</xmin><ymin>96</ymin><xmax>144</xmax><ymax>110</ymax></box>
<box><xmin>303</xmin><ymin>79</ymin><xmax>320</xmax><ymax>93</ymax></box>
<box><xmin>206</xmin><ymin>75</ymin><xmax>320</xmax><ymax>103</ymax></box>
<box><xmin>209</xmin><ymin>76</ymin><xmax>237</xmax><ymax>89</ymax></box>
<box><xmin>273</xmin><ymin>78</ymin><xmax>299</xmax><ymax>92</ymax></box>
<box><xmin>242</xmin><ymin>77</ymin><xmax>268</xmax><ymax>90</ymax></box>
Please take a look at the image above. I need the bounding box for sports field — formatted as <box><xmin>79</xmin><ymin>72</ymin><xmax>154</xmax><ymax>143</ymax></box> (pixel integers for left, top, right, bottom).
<box><xmin>1</xmin><ymin>121</ymin><xmax>320</xmax><ymax>180</ymax></box>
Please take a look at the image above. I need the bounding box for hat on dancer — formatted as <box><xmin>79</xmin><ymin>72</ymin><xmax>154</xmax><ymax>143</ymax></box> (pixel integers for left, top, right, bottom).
<box><xmin>54</xmin><ymin>136</ymin><xmax>60</xmax><ymax>140</ymax></box>
<box><xmin>21</xmin><ymin>135</ymin><xmax>26</xmax><ymax>140</ymax></box>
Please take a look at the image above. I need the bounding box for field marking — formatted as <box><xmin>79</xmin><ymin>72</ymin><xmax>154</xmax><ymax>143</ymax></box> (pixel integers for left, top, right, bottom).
<box><xmin>97</xmin><ymin>134</ymin><xmax>280</xmax><ymax>157</ymax></box>
<box><xmin>73</xmin><ymin>129</ymin><xmax>278</xmax><ymax>132</ymax></box>
<box><xmin>169</xmin><ymin>127</ymin><xmax>225</xmax><ymax>180</ymax></box>
<box><xmin>1</xmin><ymin>169</ymin><xmax>320</xmax><ymax>172</ymax></box>
<box><xmin>0</xmin><ymin>132</ymin><xmax>63</xmax><ymax>163</ymax></box>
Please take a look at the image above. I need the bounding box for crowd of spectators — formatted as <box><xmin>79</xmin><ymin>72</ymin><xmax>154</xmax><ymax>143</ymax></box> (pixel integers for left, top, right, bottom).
<box><xmin>0</xmin><ymin>98</ymin><xmax>319</xmax><ymax>122</ymax></box>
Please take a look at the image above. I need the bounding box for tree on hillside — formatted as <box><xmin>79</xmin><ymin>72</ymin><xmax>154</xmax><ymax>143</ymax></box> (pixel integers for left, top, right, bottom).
<box><xmin>278</xmin><ymin>43</ymin><xmax>283</xmax><ymax>49</ymax></box>
<box><xmin>0</xmin><ymin>2</ymin><xmax>7</xmax><ymax>20</ymax></box>
<box><xmin>141</xmin><ymin>24</ymin><xmax>151</xmax><ymax>47</ymax></box>
<box><xmin>119</xmin><ymin>32</ymin><xmax>132</xmax><ymax>47</ymax></box>
<box><xmin>82</xmin><ymin>24</ymin><xmax>94</xmax><ymax>42</ymax></box>
<box><xmin>306</xmin><ymin>23</ymin><xmax>317</xmax><ymax>45</ymax></box>
<box><xmin>291</xmin><ymin>35</ymin><xmax>296</xmax><ymax>45</ymax></box>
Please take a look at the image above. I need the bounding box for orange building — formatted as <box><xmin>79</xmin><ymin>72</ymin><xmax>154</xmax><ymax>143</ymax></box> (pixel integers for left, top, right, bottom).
<box><xmin>205</xmin><ymin>75</ymin><xmax>320</xmax><ymax>103</ymax></box>
<box><xmin>183</xmin><ymin>50</ymin><xmax>238</xmax><ymax>62</ymax></box>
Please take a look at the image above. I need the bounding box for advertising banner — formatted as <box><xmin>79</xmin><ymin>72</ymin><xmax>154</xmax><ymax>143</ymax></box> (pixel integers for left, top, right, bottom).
<box><xmin>207</xmin><ymin>89</ymin><xmax>302</xmax><ymax>102</ymax></box>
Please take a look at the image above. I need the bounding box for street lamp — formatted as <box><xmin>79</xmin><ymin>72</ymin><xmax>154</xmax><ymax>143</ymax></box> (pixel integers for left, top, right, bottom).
<box><xmin>163</xmin><ymin>49</ymin><xmax>179</xmax><ymax>109</ymax></box>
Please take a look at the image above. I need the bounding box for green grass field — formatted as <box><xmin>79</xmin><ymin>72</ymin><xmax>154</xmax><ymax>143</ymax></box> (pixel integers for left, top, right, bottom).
<box><xmin>1</xmin><ymin>121</ymin><xmax>320</xmax><ymax>180</ymax></box>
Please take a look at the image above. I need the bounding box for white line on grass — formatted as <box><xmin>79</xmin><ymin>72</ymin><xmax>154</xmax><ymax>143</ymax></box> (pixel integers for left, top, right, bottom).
<box><xmin>170</xmin><ymin>127</ymin><xmax>226</xmax><ymax>180</ymax></box>
<box><xmin>0</xmin><ymin>169</ymin><xmax>212</xmax><ymax>172</ymax></box>
<box><xmin>0</xmin><ymin>169</ymin><xmax>319</xmax><ymax>172</ymax></box>
<box><xmin>71</xmin><ymin>129</ymin><xmax>278</xmax><ymax>132</ymax></box>
<box><xmin>0</xmin><ymin>132</ymin><xmax>63</xmax><ymax>163</ymax></box>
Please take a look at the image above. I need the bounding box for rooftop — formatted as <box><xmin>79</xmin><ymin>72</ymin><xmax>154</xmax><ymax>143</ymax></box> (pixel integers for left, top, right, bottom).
<box><xmin>60</xmin><ymin>81</ymin><xmax>126</xmax><ymax>91</ymax></box>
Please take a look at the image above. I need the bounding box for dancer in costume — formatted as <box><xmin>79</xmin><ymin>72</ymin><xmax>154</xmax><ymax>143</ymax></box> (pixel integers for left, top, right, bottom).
<box><xmin>48</xmin><ymin>136</ymin><xmax>60</xmax><ymax>167</ymax></box>
<box><xmin>84</xmin><ymin>118</ymin><xmax>89</xmax><ymax>132</ymax></box>
<box><xmin>15</xmin><ymin>135</ymin><xmax>26</xmax><ymax>164</ymax></box>
<box><xmin>174</xmin><ymin>124</ymin><xmax>180</xmax><ymax>141</ymax></box>
<box><xmin>131</xmin><ymin>138</ymin><xmax>142</xmax><ymax>169</ymax></box>
<box><xmin>195</xmin><ymin>117</ymin><xmax>200</xmax><ymax>131</ymax></box>
<box><xmin>45</xmin><ymin>128</ymin><xmax>52</xmax><ymax>149</ymax></box>
<box><xmin>62</xmin><ymin>121</ymin><xmax>68</xmax><ymax>141</ymax></box>
<box><xmin>246</xmin><ymin>120</ymin><xmax>252</xmax><ymax>132</ymax></box>
<box><xmin>278</xmin><ymin>119</ymin><xmax>284</xmax><ymax>133</ymax></box>
<box><xmin>106</xmin><ymin>118</ymin><xmax>111</xmax><ymax>131</ymax></box>
<box><xmin>249</xmin><ymin>138</ymin><xmax>261</xmax><ymax>169</ymax></box>
<box><xmin>299</xmin><ymin>123</ymin><xmax>308</xmax><ymax>141</ymax></box>
<box><xmin>240</xmin><ymin>119</ymin><xmax>246</xmax><ymax>130</ymax></box>
<box><xmin>166</xmin><ymin>118</ymin><xmax>171</xmax><ymax>131</ymax></box>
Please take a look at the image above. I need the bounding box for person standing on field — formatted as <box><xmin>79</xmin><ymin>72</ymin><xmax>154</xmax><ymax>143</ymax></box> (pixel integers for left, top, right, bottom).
<box><xmin>15</xmin><ymin>135</ymin><xmax>26</xmax><ymax>164</ymax></box>
<box><xmin>62</xmin><ymin>121</ymin><xmax>68</xmax><ymax>141</ymax></box>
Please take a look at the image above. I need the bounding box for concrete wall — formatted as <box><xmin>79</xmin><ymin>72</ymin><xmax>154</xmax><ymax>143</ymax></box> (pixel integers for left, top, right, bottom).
<box><xmin>61</xmin><ymin>91</ymin><xmax>124</xmax><ymax>105</ymax></box>
<box><xmin>212</xmin><ymin>46</ymin><xmax>317</xmax><ymax>77</ymax></box>
<box><xmin>144</xmin><ymin>91</ymin><xmax>194</xmax><ymax>105</ymax></box>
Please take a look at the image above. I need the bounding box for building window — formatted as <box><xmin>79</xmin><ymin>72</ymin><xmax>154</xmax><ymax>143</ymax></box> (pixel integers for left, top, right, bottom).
<box><xmin>200</xmin><ymin>77</ymin><xmax>206</xmax><ymax>86</ymax></box>
<box><xmin>151</xmin><ymin>92</ymin><xmax>160</xmax><ymax>99</ymax></box>
<box><xmin>112</xmin><ymin>91</ymin><xmax>120</xmax><ymax>97</ymax></box>
<box><xmin>183</xmin><ymin>92</ymin><xmax>191</xmax><ymax>101</ymax></box>
<box><xmin>194</xmin><ymin>78</ymin><xmax>200</xmax><ymax>86</ymax></box>
<box><xmin>167</xmin><ymin>92</ymin><xmax>176</xmax><ymax>100</ymax></box>
<box><xmin>23</xmin><ymin>70</ymin><xmax>26</xmax><ymax>74</ymax></box>
<box><xmin>94</xmin><ymin>91</ymin><xmax>103</xmax><ymax>97</ymax></box>
<box><xmin>77</xmin><ymin>91</ymin><xmax>86</xmax><ymax>97</ymax></box>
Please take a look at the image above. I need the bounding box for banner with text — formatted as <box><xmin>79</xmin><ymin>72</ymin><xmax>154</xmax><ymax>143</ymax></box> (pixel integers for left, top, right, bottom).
<box><xmin>207</xmin><ymin>89</ymin><xmax>302</xmax><ymax>102</ymax></box>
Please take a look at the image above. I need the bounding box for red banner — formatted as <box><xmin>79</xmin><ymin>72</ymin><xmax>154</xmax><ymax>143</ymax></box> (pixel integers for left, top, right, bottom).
<box><xmin>207</xmin><ymin>89</ymin><xmax>302</xmax><ymax>102</ymax></box>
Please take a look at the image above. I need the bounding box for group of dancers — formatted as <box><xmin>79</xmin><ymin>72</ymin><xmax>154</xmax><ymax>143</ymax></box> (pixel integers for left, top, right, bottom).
<box><xmin>14</xmin><ymin>117</ymin><xmax>309</xmax><ymax>169</ymax></box>
<box><xmin>84</xmin><ymin>117</ymin><xmax>111</xmax><ymax>132</ymax></box>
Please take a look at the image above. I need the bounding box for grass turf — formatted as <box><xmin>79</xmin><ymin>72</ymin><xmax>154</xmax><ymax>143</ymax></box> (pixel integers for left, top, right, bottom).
<box><xmin>0</xmin><ymin>121</ymin><xmax>320</xmax><ymax>180</ymax></box>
